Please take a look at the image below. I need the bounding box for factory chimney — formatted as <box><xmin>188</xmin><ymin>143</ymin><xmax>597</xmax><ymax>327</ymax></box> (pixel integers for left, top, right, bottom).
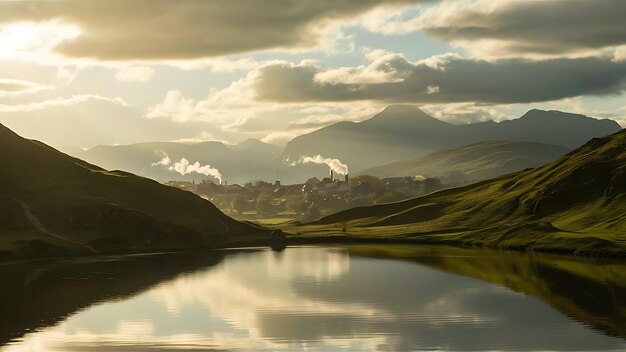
<box><xmin>330</xmin><ymin>169</ymin><xmax>334</xmax><ymax>182</ymax></box>
<box><xmin>345</xmin><ymin>174</ymin><xmax>349</xmax><ymax>183</ymax></box>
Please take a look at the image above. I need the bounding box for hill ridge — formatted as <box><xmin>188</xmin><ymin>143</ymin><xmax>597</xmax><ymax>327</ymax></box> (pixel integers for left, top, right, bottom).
<box><xmin>291</xmin><ymin>129</ymin><xmax>626</xmax><ymax>257</ymax></box>
<box><xmin>0</xmin><ymin>123</ymin><xmax>274</xmax><ymax>258</ymax></box>
<box><xmin>282</xmin><ymin>107</ymin><xmax>622</xmax><ymax>173</ymax></box>
<box><xmin>356</xmin><ymin>140</ymin><xmax>571</xmax><ymax>181</ymax></box>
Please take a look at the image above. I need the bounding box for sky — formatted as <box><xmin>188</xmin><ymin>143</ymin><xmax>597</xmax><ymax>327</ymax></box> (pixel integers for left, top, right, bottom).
<box><xmin>0</xmin><ymin>0</ymin><xmax>624</xmax><ymax>150</ymax></box>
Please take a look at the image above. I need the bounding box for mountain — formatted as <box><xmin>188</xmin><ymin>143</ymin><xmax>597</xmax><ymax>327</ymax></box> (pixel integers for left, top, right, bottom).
<box><xmin>357</xmin><ymin>141</ymin><xmax>571</xmax><ymax>182</ymax></box>
<box><xmin>282</xmin><ymin>106</ymin><xmax>622</xmax><ymax>172</ymax></box>
<box><xmin>73</xmin><ymin>138</ymin><xmax>284</xmax><ymax>185</ymax></box>
<box><xmin>290</xmin><ymin>130</ymin><xmax>626</xmax><ymax>257</ymax></box>
<box><xmin>0</xmin><ymin>124</ymin><xmax>277</xmax><ymax>258</ymax></box>
<box><xmin>70</xmin><ymin>107</ymin><xmax>621</xmax><ymax>185</ymax></box>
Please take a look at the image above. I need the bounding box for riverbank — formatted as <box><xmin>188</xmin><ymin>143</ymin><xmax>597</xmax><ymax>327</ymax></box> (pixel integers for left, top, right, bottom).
<box><xmin>273</xmin><ymin>225</ymin><xmax>626</xmax><ymax>258</ymax></box>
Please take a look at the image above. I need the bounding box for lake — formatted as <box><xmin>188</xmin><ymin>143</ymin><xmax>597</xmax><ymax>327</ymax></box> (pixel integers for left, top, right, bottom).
<box><xmin>1</xmin><ymin>245</ymin><xmax>625</xmax><ymax>351</ymax></box>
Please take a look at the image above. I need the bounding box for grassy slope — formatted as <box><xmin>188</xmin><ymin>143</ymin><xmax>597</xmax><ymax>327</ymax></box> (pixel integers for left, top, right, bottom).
<box><xmin>0</xmin><ymin>124</ymin><xmax>276</xmax><ymax>258</ymax></box>
<box><xmin>356</xmin><ymin>140</ymin><xmax>570</xmax><ymax>181</ymax></box>
<box><xmin>287</xmin><ymin>130</ymin><xmax>626</xmax><ymax>256</ymax></box>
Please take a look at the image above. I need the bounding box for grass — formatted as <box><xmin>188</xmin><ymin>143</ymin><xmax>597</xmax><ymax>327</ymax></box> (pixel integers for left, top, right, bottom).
<box><xmin>281</xmin><ymin>130</ymin><xmax>626</xmax><ymax>257</ymax></box>
<box><xmin>0</xmin><ymin>124</ymin><xmax>277</xmax><ymax>258</ymax></box>
<box><xmin>356</xmin><ymin>140</ymin><xmax>570</xmax><ymax>181</ymax></box>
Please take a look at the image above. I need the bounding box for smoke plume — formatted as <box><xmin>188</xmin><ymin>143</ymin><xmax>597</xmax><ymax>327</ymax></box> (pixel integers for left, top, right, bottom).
<box><xmin>152</xmin><ymin>150</ymin><xmax>171</xmax><ymax>166</ymax></box>
<box><xmin>291</xmin><ymin>155</ymin><xmax>349</xmax><ymax>175</ymax></box>
<box><xmin>152</xmin><ymin>151</ymin><xmax>222</xmax><ymax>184</ymax></box>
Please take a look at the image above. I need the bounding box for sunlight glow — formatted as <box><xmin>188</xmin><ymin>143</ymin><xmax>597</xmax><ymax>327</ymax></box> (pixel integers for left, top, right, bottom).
<box><xmin>0</xmin><ymin>21</ymin><xmax>81</xmax><ymax>60</ymax></box>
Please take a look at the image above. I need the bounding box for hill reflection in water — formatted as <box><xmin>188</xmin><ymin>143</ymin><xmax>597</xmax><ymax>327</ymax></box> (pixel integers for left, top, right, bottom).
<box><xmin>2</xmin><ymin>246</ymin><xmax>625</xmax><ymax>351</ymax></box>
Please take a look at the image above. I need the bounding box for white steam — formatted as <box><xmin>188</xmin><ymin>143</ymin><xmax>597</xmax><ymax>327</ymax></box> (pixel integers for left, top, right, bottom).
<box><xmin>291</xmin><ymin>155</ymin><xmax>349</xmax><ymax>175</ymax></box>
<box><xmin>152</xmin><ymin>151</ymin><xmax>222</xmax><ymax>184</ymax></box>
<box><xmin>152</xmin><ymin>151</ymin><xmax>171</xmax><ymax>166</ymax></box>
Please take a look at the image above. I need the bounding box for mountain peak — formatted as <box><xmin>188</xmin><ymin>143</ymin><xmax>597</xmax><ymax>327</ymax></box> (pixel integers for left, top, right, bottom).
<box><xmin>379</xmin><ymin>105</ymin><xmax>431</xmax><ymax>118</ymax></box>
<box><xmin>237</xmin><ymin>138</ymin><xmax>265</xmax><ymax>146</ymax></box>
<box><xmin>364</xmin><ymin>105</ymin><xmax>448</xmax><ymax>126</ymax></box>
<box><xmin>381</xmin><ymin>105</ymin><xmax>427</xmax><ymax>114</ymax></box>
<box><xmin>520</xmin><ymin>109</ymin><xmax>593</xmax><ymax>122</ymax></box>
<box><xmin>516</xmin><ymin>109</ymin><xmax>622</xmax><ymax>130</ymax></box>
<box><xmin>230</xmin><ymin>138</ymin><xmax>281</xmax><ymax>152</ymax></box>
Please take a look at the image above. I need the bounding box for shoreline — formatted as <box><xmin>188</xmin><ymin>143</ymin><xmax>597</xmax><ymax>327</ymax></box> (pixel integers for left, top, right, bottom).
<box><xmin>2</xmin><ymin>231</ymin><xmax>626</xmax><ymax>263</ymax></box>
<box><xmin>283</xmin><ymin>235</ymin><xmax>626</xmax><ymax>259</ymax></box>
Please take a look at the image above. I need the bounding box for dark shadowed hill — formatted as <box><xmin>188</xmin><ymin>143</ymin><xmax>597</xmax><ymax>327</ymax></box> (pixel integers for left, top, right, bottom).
<box><xmin>0</xmin><ymin>124</ymin><xmax>275</xmax><ymax>258</ymax></box>
<box><xmin>73</xmin><ymin>138</ymin><xmax>284</xmax><ymax>185</ymax></box>
<box><xmin>289</xmin><ymin>130</ymin><xmax>626</xmax><ymax>257</ymax></box>
<box><xmin>357</xmin><ymin>141</ymin><xmax>570</xmax><ymax>182</ymax></box>
<box><xmin>282</xmin><ymin>106</ymin><xmax>622</xmax><ymax>172</ymax></box>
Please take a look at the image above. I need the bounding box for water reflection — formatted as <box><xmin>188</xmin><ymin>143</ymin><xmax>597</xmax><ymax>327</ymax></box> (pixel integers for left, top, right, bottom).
<box><xmin>2</xmin><ymin>246</ymin><xmax>626</xmax><ymax>351</ymax></box>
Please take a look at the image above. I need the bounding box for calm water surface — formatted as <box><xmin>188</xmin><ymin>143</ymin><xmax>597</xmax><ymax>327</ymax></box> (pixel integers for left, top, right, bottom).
<box><xmin>1</xmin><ymin>245</ymin><xmax>626</xmax><ymax>351</ymax></box>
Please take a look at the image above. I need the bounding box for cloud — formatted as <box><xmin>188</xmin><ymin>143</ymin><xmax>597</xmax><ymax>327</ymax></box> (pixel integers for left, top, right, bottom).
<box><xmin>421</xmin><ymin>102</ymin><xmax>511</xmax><ymax>125</ymax></box>
<box><xmin>251</xmin><ymin>54</ymin><xmax>626</xmax><ymax>104</ymax></box>
<box><xmin>114</xmin><ymin>66</ymin><xmax>154</xmax><ymax>82</ymax></box>
<box><xmin>0</xmin><ymin>94</ymin><xmax>224</xmax><ymax>149</ymax></box>
<box><xmin>55</xmin><ymin>67</ymin><xmax>80</xmax><ymax>84</ymax></box>
<box><xmin>261</xmin><ymin>130</ymin><xmax>315</xmax><ymax>146</ymax></box>
<box><xmin>170</xmin><ymin>131</ymin><xmax>230</xmax><ymax>145</ymax></box>
<box><xmin>0</xmin><ymin>78</ymin><xmax>48</xmax><ymax>97</ymax></box>
<box><xmin>0</xmin><ymin>0</ymin><xmax>425</xmax><ymax>61</ymax></box>
<box><xmin>0</xmin><ymin>20</ymin><xmax>81</xmax><ymax>61</ymax></box>
<box><xmin>0</xmin><ymin>94</ymin><xmax>127</xmax><ymax>112</ymax></box>
<box><xmin>145</xmin><ymin>90</ymin><xmax>196</xmax><ymax>122</ymax></box>
<box><xmin>387</xmin><ymin>0</ymin><xmax>626</xmax><ymax>59</ymax></box>
<box><xmin>614</xmin><ymin>46</ymin><xmax>626</xmax><ymax>62</ymax></box>
<box><xmin>314</xmin><ymin>52</ymin><xmax>414</xmax><ymax>84</ymax></box>
<box><xmin>145</xmin><ymin>80</ymin><xmax>382</xmax><ymax>145</ymax></box>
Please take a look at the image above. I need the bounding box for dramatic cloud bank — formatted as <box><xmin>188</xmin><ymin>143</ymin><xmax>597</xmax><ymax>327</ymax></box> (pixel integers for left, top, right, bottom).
<box><xmin>292</xmin><ymin>155</ymin><xmax>349</xmax><ymax>175</ymax></box>
<box><xmin>0</xmin><ymin>0</ymin><xmax>423</xmax><ymax>60</ymax></box>
<box><xmin>1</xmin><ymin>0</ymin><xmax>624</xmax><ymax>149</ymax></box>
<box><xmin>252</xmin><ymin>55</ymin><xmax>626</xmax><ymax>104</ymax></box>
<box><xmin>378</xmin><ymin>0</ymin><xmax>626</xmax><ymax>59</ymax></box>
<box><xmin>152</xmin><ymin>151</ymin><xmax>222</xmax><ymax>184</ymax></box>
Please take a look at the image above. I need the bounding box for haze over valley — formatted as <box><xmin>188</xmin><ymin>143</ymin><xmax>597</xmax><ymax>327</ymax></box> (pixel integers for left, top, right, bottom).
<box><xmin>0</xmin><ymin>1</ymin><xmax>625</xmax><ymax>351</ymax></box>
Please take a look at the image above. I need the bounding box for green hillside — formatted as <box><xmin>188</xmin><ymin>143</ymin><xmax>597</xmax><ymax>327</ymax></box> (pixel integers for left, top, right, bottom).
<box><xmin>0</xmin><ymin>124</ymin><xmax>278</xmax><ymax>258</ymax></box>
<box><xmin>357</xmin><ymin>141</ymin><xmax>570</xmax><ymax>181</ymax></box>
<box><xmin>287</xmin><ymin>130</ymin><xmax>626</xmax><ymax>257</ymax></box>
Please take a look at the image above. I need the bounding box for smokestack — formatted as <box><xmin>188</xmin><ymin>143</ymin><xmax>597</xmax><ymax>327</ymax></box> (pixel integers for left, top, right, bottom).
<box><xmin>330</xmin><ymin>169</ymin><xmax>334</xmax><ymax>182</ymax></box>
<box><xmin>345</xmin><ymin>174</ymin><xmax>349</xmax><ymax>183</ymax></box>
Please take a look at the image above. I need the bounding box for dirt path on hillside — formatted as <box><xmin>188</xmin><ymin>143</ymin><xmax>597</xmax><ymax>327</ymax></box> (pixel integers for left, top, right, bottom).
<box><xmin>1</xmin><ymin>195</ymin><xmax>97</xmax><ymax>253</ymax></box>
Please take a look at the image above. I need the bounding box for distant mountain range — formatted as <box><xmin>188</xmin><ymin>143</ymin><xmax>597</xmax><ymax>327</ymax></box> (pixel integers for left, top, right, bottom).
<box><xmin>73</xmin><ymin>138</ymin><xmax>284</xmax><ymax>185</ymax></box>
<box><xmin>69</xmin><ymin>106</ymin><xmax>621</xmax><ymax>185</ymax></box>
<box><xmin>357</xmin><ymin>141</ymin><xmax>571</xmax><ymax>182</ymax></box>
<box><xmin>283</xmin><ymin>106</ymin><xmax>622</xmax><ymax>172</ymax></box>
<box><xmin>0</xmin><ymin>124</ymin><xmax>275</xmax><ymax>258</ymax></box>
<box><xmin>294</xmin><ymin>129</ymin><xmax>626</xmax><ymax>256</ymax></box>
